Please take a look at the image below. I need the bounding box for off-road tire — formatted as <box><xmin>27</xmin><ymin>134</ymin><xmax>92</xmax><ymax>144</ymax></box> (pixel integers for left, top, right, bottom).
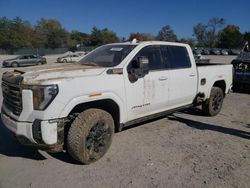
<box><xmin>37</xmin><ymin>61</ymin><xmax>42</xmax><ymax>65</ymax></box>
<box><xmin>11</xmin><ymin>62</ymin><xmax>19</xmax><ymax>67</ymax></box>
<box><xmin>202</xmin><ymin>87</ymin><xmax>224</xmax><ymax>116</ymax></box>
<box><xmin>67</xmin><ymin>109</ymin><xmax>114</xmax><ymax>164</ymax></box>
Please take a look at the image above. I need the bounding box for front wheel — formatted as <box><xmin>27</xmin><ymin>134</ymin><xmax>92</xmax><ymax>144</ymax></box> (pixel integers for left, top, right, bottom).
<box><xmin>202</xmin><ymin>87</ymin><xmax>224</xmax><ymax>116</ymax></box>
<box><xmin>36</xmin><ymin>61</ymin><xmax>42</xmax><ymax>65</ymax></box>
<box><xmin>11</xmin><ymin>62</ymin><xmax>19</xmax><ymax>67</ymax></box>
<box><xmin>67</xmin><ymin>109</ymin><xmax>114</xmax><ymax>164</ymax></box>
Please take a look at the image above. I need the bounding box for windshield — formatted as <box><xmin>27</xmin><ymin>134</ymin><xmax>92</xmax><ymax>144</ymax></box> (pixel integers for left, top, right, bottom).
<box><xmin>79</xmin><ymin>44</ymin><xmax>136</xmax><ymax>67</ymax></box>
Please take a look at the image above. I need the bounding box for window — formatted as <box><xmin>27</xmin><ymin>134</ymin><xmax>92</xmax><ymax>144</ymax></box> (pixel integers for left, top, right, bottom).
<box><xmin>164</xmin><ymin>46</ymin><xmax>191</xmax><ymax>69</ymax></box>
<box><xmin>80</xmin><ymin>45</ymin><xmax>136</xmax><ymax>67</ymax></box>
<box><xmin>30</xmin><ymin>55</ymin><xmax>37</xmax><ymax>59</ymax></box>
<box><xmin>20</xmin><ymin>55</ymin><xmax>29</xmax><ymax>59</ymax></box>
<box><xmin>135</xmin><ymin>46</ymin><xmax>164</xmax><ymax>70</ymax></box>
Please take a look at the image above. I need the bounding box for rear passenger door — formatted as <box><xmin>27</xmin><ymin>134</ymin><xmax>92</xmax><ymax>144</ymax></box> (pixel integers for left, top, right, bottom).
<box><xmin>163</xmin><ymin>45</ymin><xmax>197</xmax><ymax>108</ymax></box>
<box><xmin>29</xmin><ymin>55</ymin><xmax>38</xmax><ymax>65</ymax></box>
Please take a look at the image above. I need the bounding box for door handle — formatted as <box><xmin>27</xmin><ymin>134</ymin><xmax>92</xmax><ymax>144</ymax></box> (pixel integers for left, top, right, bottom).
<box><xmin>189</xmin><ymin>73</ymin><xmax>196</xmax><ymax>77</ymax></box>
<box><xmin>158</xmin><ymin>76</ymin><xmax>168</xmax><ymax>81</ymax></box>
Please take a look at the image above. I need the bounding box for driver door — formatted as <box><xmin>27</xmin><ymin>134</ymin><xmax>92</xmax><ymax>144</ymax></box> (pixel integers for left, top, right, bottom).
<box><xmin>124</xmin><ymin>45</ymin><xmax>170</xmax><ymax>122</ymax></box>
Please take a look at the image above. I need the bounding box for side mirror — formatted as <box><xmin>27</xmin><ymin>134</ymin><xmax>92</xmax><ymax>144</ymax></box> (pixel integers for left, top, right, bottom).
<box><xmin>130</xmin><ymin>56</ymin><xmax>149</xmax><ymax>80</ymax></box>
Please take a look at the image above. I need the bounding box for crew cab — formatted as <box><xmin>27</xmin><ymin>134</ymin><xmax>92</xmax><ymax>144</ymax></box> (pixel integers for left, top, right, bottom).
<box><xmin>1</xmin><ymin>41</ymin><xmax>232</xmax><ymax>164</ymax></box>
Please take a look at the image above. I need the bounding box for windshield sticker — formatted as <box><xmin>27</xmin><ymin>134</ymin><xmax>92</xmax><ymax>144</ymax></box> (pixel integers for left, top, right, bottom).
<box><xmin>110</xmin><ymin>48</ymin><xmax>123</xmax><ymax>51</ymax></box>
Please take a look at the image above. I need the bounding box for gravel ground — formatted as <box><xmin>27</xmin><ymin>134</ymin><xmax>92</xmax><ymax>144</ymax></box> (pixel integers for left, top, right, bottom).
<box><xmin>0</xmin><ymin>55</ymin><xmax>249</xmax><ymax>188</ymax></box>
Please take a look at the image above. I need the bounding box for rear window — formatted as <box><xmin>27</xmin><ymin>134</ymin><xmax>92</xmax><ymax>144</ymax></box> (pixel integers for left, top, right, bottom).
<box><xmin>163</xmin><ymin>46</ymin><xmax>191</xmax><ymax>69</ymax></box>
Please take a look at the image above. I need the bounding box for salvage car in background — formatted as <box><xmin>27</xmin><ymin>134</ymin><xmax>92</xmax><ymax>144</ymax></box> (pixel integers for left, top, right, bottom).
<box><xmin>231</xmin><ymin>42</ymin><xmax>250</xmax><ymax>91</ymax></box>
<box><xmin>2</xmin><ymin>54</ymin><xmax>47</xmax><ymax>67</ymax></box>
<box><xmin>210</xmin><ymin>48</ymin><xmax>221</xmax><ymax>55</ymax></box>
<box><xmin>220</xmin><ymin>49</ymin><xmax>229</xmax><ymax>55</ymax></box>
<box><xmin>57</xmin><ymin>54</ymin><xmax>83</xmax><ymax>63</ymax></box>
<box><xmin>228</xmin><ymin>49</ymin><xmax>241</xmax><ymax>55</ymax></box>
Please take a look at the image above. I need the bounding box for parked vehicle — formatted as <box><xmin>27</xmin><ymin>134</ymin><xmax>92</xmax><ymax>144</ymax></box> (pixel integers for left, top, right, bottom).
<box><xmin>210</xmin><ymin>49</ymin><xmax>221</xmax><ymax>55</ymax></box>
<box><xmin>201</xmin><ymin>49</ymin><xmax>210</xmax><ymax>55</ymax></box>
<box><xmin>1</xmin><ymin>41</ymin><xmax>232</xmax><ymax>164</ymax></box>
<box><xmin>231</xmin><ymin>42</ymin><xmax>250</xmax><ymax>91</ymax></box>
<box><xmin>193</xmin><ymin>49</ymin><xmax>210</xmax><ymax>64</ymax></box>
<box><xmin>57</xmin><ymin>54</ymin><xmax>83</xmax><ymax>63</ymax></box>
<box><xmin>228</xmin><ymin>49</ymin><xmax>241</xmax><ymax>55</ymax></box>
<box><xmin>220</xmin><ymin>49</ymin><xmax>228</xmax><ymax>55</ymax></box>
<box><xmin>193</xmin><ymin>49</ymin><xmax>202</xmax><ymax>60</ymax></box>
<box><xmin>2</xmin><ymin>54</ymin><xmax>46</xmax><ymax>67</ymax></box>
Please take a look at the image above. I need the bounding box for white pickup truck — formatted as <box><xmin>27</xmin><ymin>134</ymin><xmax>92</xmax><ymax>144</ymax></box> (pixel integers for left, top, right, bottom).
<box><xmin>1</xmin><ymin>41</ymin><xmax>232</xmax><ymax>164</ymax></box>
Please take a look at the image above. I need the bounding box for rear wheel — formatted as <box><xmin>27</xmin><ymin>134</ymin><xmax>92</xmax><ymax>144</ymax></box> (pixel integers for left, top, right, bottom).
<box><xmin>67</xmin><ymin>109</ymin><xmax>114</xmax><ymax>164</ymax></box>
<box><xmin>202</xmin><ymin>87</ymin><xmax>224</xmax><ymax>116</ymax></box>
<box><xmin>63</xmin><ymin>59</ymin><xmax>67</xmax><ymax>63</ymax></box>
<box><xmin>11</xmin><ymin>62</ymin><xmax>19</xmax><ymax>67</ymax></box>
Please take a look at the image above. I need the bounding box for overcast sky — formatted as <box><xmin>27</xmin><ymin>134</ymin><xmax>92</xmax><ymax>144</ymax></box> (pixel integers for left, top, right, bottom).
<box><xmin>0</xmin><ymin>0</ymin><xmax>249</xmax><ymax>38</ymax></box>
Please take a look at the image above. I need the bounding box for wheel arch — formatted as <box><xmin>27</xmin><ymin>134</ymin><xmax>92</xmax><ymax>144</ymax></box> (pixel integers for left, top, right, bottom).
<box><xmin>66</xmin><ymin>99</ymin><xmax>122</xmax><ymax>132</ymax></box>
<box><xmin>213</xmin><ymin>80</ymin><xmax>226</xmax><ymax>95</ymax></box>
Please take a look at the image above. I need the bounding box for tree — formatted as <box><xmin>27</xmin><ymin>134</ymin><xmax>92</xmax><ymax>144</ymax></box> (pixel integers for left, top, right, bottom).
<box><xmin>128</xmin><ymin>32</ymin><xmax>144</xmax><ymax>41</ymax></box>
<box><xmin>206</xmin><ymin>17</ymin><xmax>225</xmax><ymax>47</ymax></box>
<box><xmin>193</xmin><ymin>23</ymin><xmax>207</xmax><ymax>47</ymax></box>
<box><xmin>193</xmin><ymin>17</ymin><xmax>225</xmax><ymax>47</ymax></box>
<box><xmin>218</xmin><ymin>25</ymin><xmax>243</xmax><ymax>48</ymax></box>
<box><xmin>70</xmin><ymin>30</ymin><xmax>90</xmax><ymax>46</ymax></box>
<box><xmin>0</xmin><ymin>17</ymin><xmax>11</xmax><ymax>50</ymax></box>
<box><xmin>89</xmin><ymin>27</ymin><xmax>119</xmax><ymax>46</ymax></box>
<box><xmin>243</xmin><ymin>32</ymin><xmax>250</xmax><ymax>43</ymax></box>
<box><xmin>35</xmin><ymin>19</ymin><xmax>69</xmax><ymax>48</ymax></box>
<box><xmin>157</xmin><ymin>25</ymin><xmax>177</xmax><ymax>42</ymax></box>
<box><xmin>128</xmin><ymin>32</ymin><xmax>156</xmax><ymax>41</ymax></box>
<box><xmin>179</xmin><ymin>38</ymin><xmax>195</xmax><ymax>47</ymax></box>
<box><xmin>0</xmin><ymin>17</ymin><xmax>35</xmax><ymax>52</ymax></box>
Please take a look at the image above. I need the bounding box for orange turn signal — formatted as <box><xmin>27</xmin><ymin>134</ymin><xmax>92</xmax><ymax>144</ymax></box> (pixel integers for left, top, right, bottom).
<box><xmin>89</xmin><ymin>92</ymin><xmax>102</xmax><ymax>97</ymax></box>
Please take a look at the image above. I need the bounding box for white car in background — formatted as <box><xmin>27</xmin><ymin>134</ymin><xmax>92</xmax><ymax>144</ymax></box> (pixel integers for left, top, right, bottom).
<box><xmin>57</xmin><ymin>53</ymin><xmax>84</xmax><ymax>63</ymax></box>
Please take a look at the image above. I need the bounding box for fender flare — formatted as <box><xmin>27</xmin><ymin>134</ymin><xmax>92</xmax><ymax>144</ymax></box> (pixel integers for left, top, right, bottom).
<box><xmin>59</xmin><ymin>92</ymin><xmax>127</xmax><ymax>123</ymax></box>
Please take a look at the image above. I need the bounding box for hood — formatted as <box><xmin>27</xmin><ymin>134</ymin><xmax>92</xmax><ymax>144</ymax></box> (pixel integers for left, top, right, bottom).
<box><xmin>12</xmin><ymin>63</ymin><xmax>106</xmax><ymax>85</ymax></box>
<box><xmin>4</xmin><ymin>57</ymin><xmax>19</xmax><ymax>61</ymax></box>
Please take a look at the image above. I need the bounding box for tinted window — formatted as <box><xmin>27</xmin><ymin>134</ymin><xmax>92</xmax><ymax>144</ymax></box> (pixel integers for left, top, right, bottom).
<box><xmin>163</xmin><ymin>46</ymin><xmax>191</xmax><ymax>69</ymax></box>
<box><xmin>20</xmin><ymin>55</ymin><xmax>29</xmax><ymax>59</ymax></box>
<box><xmin>30</xmin><ymin>55</ymin><xmax>37</xmax><ymax>58</ymax></box>
<box><xmin>135</xmin><ymin>46</ymin><xmax>164</xmax><ymax>70</ymax></box>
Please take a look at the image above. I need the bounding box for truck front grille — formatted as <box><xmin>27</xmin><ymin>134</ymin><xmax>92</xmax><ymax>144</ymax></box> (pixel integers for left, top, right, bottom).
<box><xmin>2</xmin><ymin>81</ymin><xmax>22</xmax><ymax>115</ymax></box>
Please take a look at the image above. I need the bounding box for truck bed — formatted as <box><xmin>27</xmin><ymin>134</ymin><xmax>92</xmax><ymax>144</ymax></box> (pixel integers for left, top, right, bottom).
<box><xmin>197</xmin><ymin>64</ymin><xmax>233</xmax><ymax>98</ymax></box>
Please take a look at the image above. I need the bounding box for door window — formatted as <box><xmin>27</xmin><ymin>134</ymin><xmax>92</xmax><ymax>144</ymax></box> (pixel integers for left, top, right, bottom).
<box><xmin>134</xmin><ymin>45</ymin><xmax>164</xmax><ymax>71</ymax></box>
<box><xmin>164</xmin><ymin>46</ymin><xmax>191</xmax><ymax>69</ymax></box>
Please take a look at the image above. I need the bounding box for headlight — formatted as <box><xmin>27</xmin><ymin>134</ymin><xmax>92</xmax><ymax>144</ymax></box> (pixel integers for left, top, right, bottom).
<box><xmin>23</xmin><ymin>84</ymin><xmax>58</xmax><ymax>110</ymax></box>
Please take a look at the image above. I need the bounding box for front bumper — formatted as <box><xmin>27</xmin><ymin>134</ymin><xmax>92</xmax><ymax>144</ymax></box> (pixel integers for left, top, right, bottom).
<box><xmin>2</xmin><ymin>61</ymin><xmax>11</xmax><ymax>67</ymax></box>
<box><xmin>1</xmin><ymin>111</ymin><xmax>64</xmax><ymax>152</ymax></box>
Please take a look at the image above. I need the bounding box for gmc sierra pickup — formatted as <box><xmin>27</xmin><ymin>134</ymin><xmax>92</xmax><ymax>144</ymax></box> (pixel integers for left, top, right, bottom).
<box><xmin>1</xmin><ymin>41</ymin><xmax>232</xmax><ymax>164</ymax></box>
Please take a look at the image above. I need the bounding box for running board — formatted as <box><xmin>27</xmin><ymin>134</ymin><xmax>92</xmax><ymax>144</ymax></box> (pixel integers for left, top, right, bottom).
<box><xmin>120</xmin><ymin>104</ymin><xmax>193</xmax><ymax>130</ymax></box>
